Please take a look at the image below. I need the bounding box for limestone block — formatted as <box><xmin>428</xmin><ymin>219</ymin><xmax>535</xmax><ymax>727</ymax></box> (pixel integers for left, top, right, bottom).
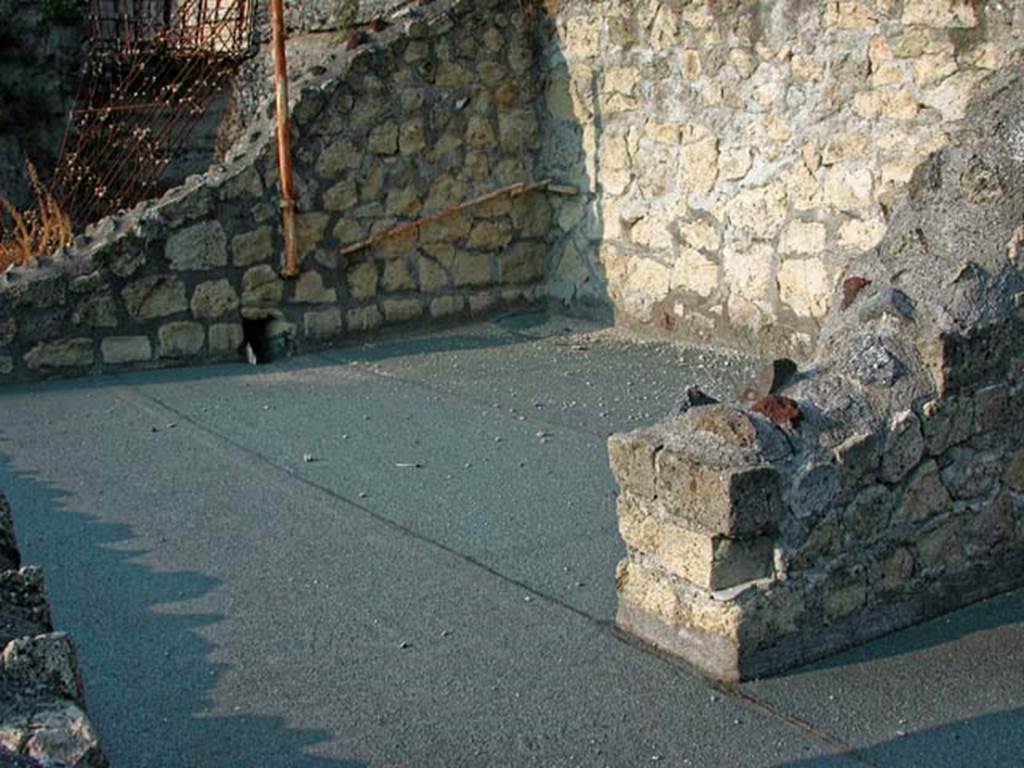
<box><xmin>241</xmin><ymin>265</ymin><xmax>284</xmax><ymax>305</ymax></box>
<box><xmin>346</xmin><ymin>305</ymin><xmax>383</xmax><ymax>332</ymax></box>
<box><xmin>400</xmin><ymin>119</ymin><xmax>427</xmax><ymax>155</ymax></box>
<box><xmin>158</xmin><ymin>322</ymin><xmax>204</xmax><ymax>358</ymax></box>
<box><xmin>834</xmin><ymin>431</ymin><xmax>881</xmax><ymax>480</ymax></box>
<box><xmin>824</xmin><ymin>165</ymin><xmax>874</xmax><ymax>211</ymax></box>
<box><xmin>879</xmin><ymin>546</ymin><xmax>916</xmax><ymax>591</ymax></box>
<box><xmin>725</xmin><ymin>184</ymin><xmax>787</xmax><ymax>238</ymax></box>
<box><xmin>719</xmin><ymin>147</ymin><xmax>752</xmax><ymax>181</ymax></box>
<box><xmin>778</xmin><ymin>258</ymin><xmax>831</xmax><ymax>318</ymax></box>
<box><xmin>631</xmin><ymin>215</ymin><xmax>674</xmax><ymax>250</ymax></box>
<box><xmin>386</xmin><ymin>187</ymin><xmax>421</xmax><ymax>218</ymax></box>
<box><xmin>421</xmin><ymin>212</ymin><xmax>472</xmax><ymax>244</ymax></box>
<box><xmin>824</xmin><ymin>572</ymin><xmax>868</xmax><ymax>623</ymax></box>
<box><xmin>913</xmin><ymin>52</ymin><xmax>958</xmax><ymax>88</ymax></box>
<box><xmin>316</xmin><ymin>138</ymin><xmax>362</xmax><ymax>178</ymax></box>
<box><xmin>511</xmin><ymin>195</ymin><xmax>553</xmax><ymax>240</ymax></box>
<box><xmin>165</xmin><ymin>221</ymin><xmax>228</xmax><ymax>271</ymax></box>
<box><xmin>723</xmin><ymin>242</ymin><xmax>773</xmax><ymax>304</ymax></box>
<box><xmin>347</xmin><ymin>262</ymin><xmax>378</xmax><ymax>301</ymax></box>
<box><xmin>920</xmin><ymin>396</ymin><xmax>974</xmax><ymax>455</ymax></box>
<box><xmin>100</xmin><ymin>336</ymin><xmax>152</xmax><ymax>365</ymax></box>
<box><xmin>467</xmin><ymin>220</ymin><xmax>513</xmax><ymax>250</ymax></box>
<box><xmin>844</xmin><ymin>484</ymin><xmax>894</xmax><ymax>543</ymax></box>
<box><xmin>191</xmin><ymin>279</ymin><xmax>240</xmax><ymax>320</ymax></box>
<box><xmin>232</xmin><ymin>226</ymin><xmax>276</xmax><ymax>266</ymax></box>
<box><xmin>295</xmin><ymin>213</ymin><xmax>329</xmax><ymax>258</ymax></box>
<box><xmin>653</xmin><ymin>449</ymin><xmax>783</xmax><ymax>537</ymax></box>
<box><xmin>679</xmin><ymin>135</ymin><xmax>719</xmax><ymax>198</ymax></box>
<box><xmin>381</xmin><ymin>259</ymin><xmax>416</xmax><ymax>293</ymax></box>
<box><xmin>466</xmin><ymin>117</ymin><xmax>498</xmax><ymax>149</ymax></box>
<box><xmin>838</xmin><ymin>218</ymin><xmax>887</xmax><ymax>251</ymax></box>
<box><xmin>123</xmin><ymin>276</ymin><xmax>187</xmax><ymax>320</ymax></box>
<box><xmin>292</xmin><ymin>271</ymin><xmax>337</xmax><ymax>304</ymax></box>
<box><xmin>498</xmin><ymin>109</ymin><xmax>540</xmax><ymax>151</ymax></box>
<box><xmin>822</xmin><ymin>133</ymin><xmax>869</xmax><ymax>166</ymax></box>
<box><xmin>417</xmin><ymin>256</ymin><xmax>448</xmax><ymax>293</ymax></box>
<box><xmin>304</xmin><ymin>308</ymin><xmax>342</xmax><ymax>339</ymax></box>
<box><xmin>24</xmin><ymin>339</ymin><xmax>94</xmax><ymax>370</ymax></box>
<box><xmin>208</xmin><ymin>324</ymin><xmax>244</xmax><ymax>355</ymax></box>
<box><xmin>452</xmin><ymin>251</ymin><xmax>492</xmax><ymax>288</ymax></box>
<box><xmin>368</xmin><ymin>122</ymin><xmax>399</xmax><ymax>155</ymax></box>
<box><xmin>72</xmin><ymin>293</ymin><xmax>118</xmax><ymax>328</ymax></box>
<box><xmin>920</xmin><ymin>70</ymin><xmax>989</xmax><ymax>121</ymax></box>
<box><xmin>430</xmin><ymin>295</ymin><xmax>465</xmax><ymax>318</ymax></box>
<box><xmin>323</xmin><ymin>180</ymin><xmax>358</xmax><ymax>212</ymax></box>
<box><xmin>333</xmin><ymin>218</ymin><xmax>364</xmax><ymax>245</ymax></box>
<box><xmin>678</xmin><ymin>219</ymin><xmax>721</xmax><ymax>253</ymax></box>
<box><xmin>881</xmin><ymin>410</ymin><xmax>926</xmax><ymax>483</ymax></box>
<box><xmin>469</xmin><ymin>292</ymin><xmax>497</xmax><ymax>315</ymax></box>
<box><xmin>618</xmin><ymin>496</ymin><xmax>773</xmax><ymax>590</ymax></box>
<box><xmin>824</xmin><ymin>1</ymin><xmax>881</xmax><ymax>29</ymax></box>
<box><xmin>21</xmin><ymin>702</ymin><xmax>104</xmax><ymax>768</ymax></box>
<box><xmin>780</xmin><ymin>222</ymin><xmax>826</xmax><ymax>256</ymax></box>
<box><xmin>670</xmin><ymin>249</ymin><xmax>718</xmax><ymax>298</ymax></box>
<box><xmin>499</xmin><ymin>242</ymin><xmax>545</xmax><ymax>285</ymax></box>
<box><xmin>902</xmin><ymin>0</ymin><xmax>977</xmax><ymax>28</ymax></box>
<box><xmin>941</xmin><ymin>450</ymin><xmax>1002</xmax><ymax>500</ymax></box>
<box><xmin>896</xmin><ymin>459</ymin><xmax>952</xmax><ymax>523</ymax></box>
<box><xmin>793</xmin><ymin>511</ymin><xmax>842</xmax><ymax>569</ymax></box>
<box><xmin>621</xmin><ymin>259</ymin><xmax>671</xmax><ymax>318</ymax></box>
<box><xmin>916</xmin><ymin>516</ymin><xmax>962</xmax><ymax>568</ymax></box>
<box><xmin>382</xmin><ymin>298</ymin><xmax>423</xmax><ymax>324</ymax></box>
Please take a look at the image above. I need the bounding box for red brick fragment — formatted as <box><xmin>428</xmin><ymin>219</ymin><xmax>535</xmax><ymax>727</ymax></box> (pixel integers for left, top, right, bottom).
<box><xmin>841</xmin><ymin>276</ymin><xmax>872</xmax><ymax>310</ymax></box>
<box><xmin>751</xmin><ymin>395</ymin><xmax>802</xmax><ymax>429</ymax></box>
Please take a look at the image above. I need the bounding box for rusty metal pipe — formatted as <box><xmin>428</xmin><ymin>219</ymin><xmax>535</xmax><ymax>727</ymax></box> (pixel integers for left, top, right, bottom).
<box><xmin>270</xmin><ymin>0</ymin><xmax>299</xmax><ymax>278</ymax></box>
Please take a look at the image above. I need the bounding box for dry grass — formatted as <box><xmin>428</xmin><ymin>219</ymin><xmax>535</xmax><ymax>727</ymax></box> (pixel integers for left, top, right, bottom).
<box><xmin>0</xmin><ymin>160</ymin><xmax>72</xmax><ymax>272</ymax></box>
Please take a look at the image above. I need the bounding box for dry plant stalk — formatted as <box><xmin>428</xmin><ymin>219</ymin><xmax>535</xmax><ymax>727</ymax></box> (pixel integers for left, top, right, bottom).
<box><xmin>0</xmin><ymin>160</ymin><xmax>73</xmax><ymax>272</ymax></box>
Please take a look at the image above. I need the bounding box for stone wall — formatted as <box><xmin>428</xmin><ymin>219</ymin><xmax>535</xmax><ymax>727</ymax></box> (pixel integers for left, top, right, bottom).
<box><xmin>0</xmin><ymin>489</ymin><xmax>108</xmax><ymax>766</ymax></box>
<box><xmin>0</xmin><ymin>0</ymin><xmax>554</xmax><ymax>382</ymax></box>
<box><xmin>609</xmin><ymin>66</ymin><xmax>1024</xmax><ymax>681</ymax></box>
<box><xmin>539</xmin><ymin>0</ymin><xmax>1024</xmax><ymax>358</ymax></box>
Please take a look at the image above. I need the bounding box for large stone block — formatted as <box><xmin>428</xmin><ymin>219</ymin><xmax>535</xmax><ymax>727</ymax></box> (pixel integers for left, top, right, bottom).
<box><xmin>158</xmin><ymin>322</ymin><xmax>205</xmax><ymax>358</ymax></box>
<box><xmin>123</xmin><ymin>276</ymin><xmax>187</xmax><ymax>320</ymax></box>
<box><xmin>165</xmin><ymin>221</ymin><xmax>228</xmax><ymax>271</ymax></box>
<box><xmin>242</xmin><ymin>265</ymin><xmax>284</xmax><ymax>305</ymax></box>
<box><xmin>100</xmin><ymin>336</ymin><xmax>152</xmax><ymax>365</ymax></box>
<box><xmin>655</xmin><ymin>450</ymin><xmax>784</xmax><ymax>537</ymax></box>
<box><xmin>618</xmin><ymin>495</ymin><xmax>773</xmax><ymax>590</ymax></box>
<box><xmin>191</xmin><ymin>279</ymin><xmax>240</xmax><ymax>320</ymax></box>
<box><xmin>24</xmin><ymin>339</ymin><xmax>94</xmax><ymax>371</ymax></box>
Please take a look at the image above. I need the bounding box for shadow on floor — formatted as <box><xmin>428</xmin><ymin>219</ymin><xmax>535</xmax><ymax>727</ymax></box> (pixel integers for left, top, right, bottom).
<box><xmin>775</xmin><ymin>587</ymin><xmax>1024</xmax><ymax>678</ymax></box>
<box><xmin>773</xmin><ymin>708</ymin><xmax>1024</xmax><ymax>768</ymax></box>
<box><xmin>0</xmin><ymin>455</ymin><xmax>364</xmax><ymax>768</ymax></box>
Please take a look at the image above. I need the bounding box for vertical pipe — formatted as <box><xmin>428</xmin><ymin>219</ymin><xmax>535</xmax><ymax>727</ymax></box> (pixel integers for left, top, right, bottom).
<box><xmin>270</xmin><ymin>0</ymin><xmax>299</xmax><ymax>277</ymax></box>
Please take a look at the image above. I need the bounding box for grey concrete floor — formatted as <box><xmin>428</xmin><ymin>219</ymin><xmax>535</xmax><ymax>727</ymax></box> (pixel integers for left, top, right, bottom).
<box><xmin>0</xmin><ymin>313</ymin><xmax>1021</xmax><ymax>768</ymax></box>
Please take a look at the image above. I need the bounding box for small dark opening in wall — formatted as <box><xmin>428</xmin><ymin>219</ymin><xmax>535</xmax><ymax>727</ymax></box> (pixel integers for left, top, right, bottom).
<box><xmin>242</xmin><ymin>317</ymin><xmax>273</xmax><ymax>365</ymax></box>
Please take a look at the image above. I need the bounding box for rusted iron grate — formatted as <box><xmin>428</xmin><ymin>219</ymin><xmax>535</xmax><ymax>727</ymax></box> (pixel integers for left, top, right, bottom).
<box><xmin>52</xmin><ymin>0</ymin><xmax>257</xmax><ymax>229</ymax></box>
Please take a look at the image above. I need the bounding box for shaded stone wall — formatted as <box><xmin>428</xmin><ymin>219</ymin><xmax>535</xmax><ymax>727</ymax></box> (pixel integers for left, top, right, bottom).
<box><xmin>0</xmin><ymin>0</ymin><xmax>553</xmax><ymax>382</ymax></box>
<box><xmin>609</xmin><ymin>67</ymin><xmax>1024</xmax><ymax>681</ymax></box>
<box><xmin>0</xmin><ymin>490</ymin><xmax>108</xmax><ymax>766</ymax></box>
<box><xmin>539</xmin><ymin>0</ymin><xmax>1024</xmax><ymax>357</ymax></box>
